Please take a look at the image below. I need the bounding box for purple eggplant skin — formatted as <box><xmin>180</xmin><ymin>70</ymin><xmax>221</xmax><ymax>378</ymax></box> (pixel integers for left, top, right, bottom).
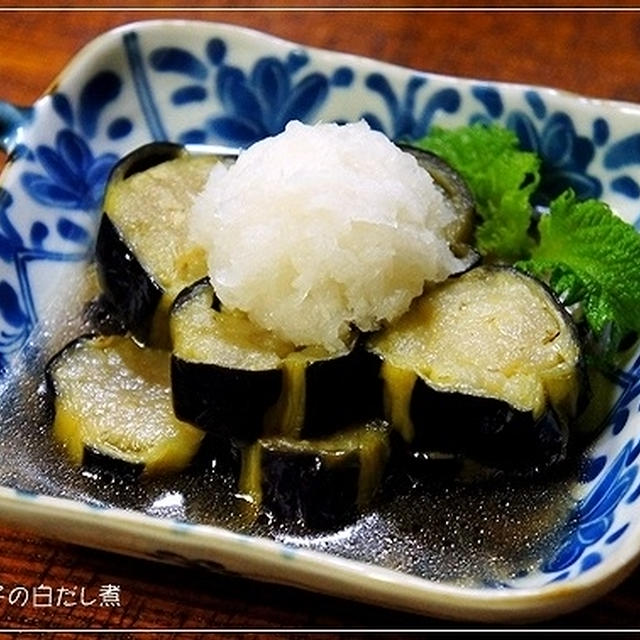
<box><xmin>94</xmin><ymin>143</ymin><xmax>186</xmax><ymax>344</ymax></box>
<box><xmin>399</xmin><ymin>144</ymin><xmax>476</xmax><ymax>258</ymax></box>
<box><xmin>171</xmin><ymin>356</ymin><xmax>283</xmax><ymax>444</ymax></box>
<box><xmin>368</xmin><ymin>265</ymin><xmax>587</xmax><ymax>477</ymax></box>
<box><xmin>110</xmin><ymin>141</ymin><xmax>186</xmax><ymax>182</ymax></box>
<box><xmin>169</xmin><ymin>279</ymin><xmax>283</xmax><ymax>443</ymax></box>
<box><xmin>408</xmin><ymin>381</ymin><xmax>569</xmax><ymax>474</ymax></box>
<box><xmin>259</xmin><ymin>443</ymin><xmax>361</xmax><ymax>529</ymax></box>
<box><xmin>170</xmin><ymin>346</ymin><xmax>381</xmax><ymax>443</ymax></box>
<box><xmin>169</xmin><ymin>279</ymin><xmax>385</xmax><ymax>443</ymax></box>
<box><xmin>298</xmin><ymin>345</ymin><xmax>384</xmax><ymax>439</ymax></box>
<box><xmin>82</xmin><ymin>445</ymin><xmax>145</xmax><ymax>481</ymax></box>
<box><xmin>238</xmin><ymin>419</ymin><xmax>393</xmax><ymax>529</ymax></box>
<box><xmin>44</xmin><ymin>334</ymin><xmax>148</xmax><ymax>480</ymax></box>
<box><xmin>82</xmin><ymin>293</ymin><xmax>128</xmax><ymax>337</ymax></box>
<box><xmin>95</xmin><ymin>213</ymin><xmax>163</xmax><ymax>345</ymax></box>
<box><xmin>94</xmin><ymin>142</ymin><xmax>223</xmax><ymax>346</ymax></box>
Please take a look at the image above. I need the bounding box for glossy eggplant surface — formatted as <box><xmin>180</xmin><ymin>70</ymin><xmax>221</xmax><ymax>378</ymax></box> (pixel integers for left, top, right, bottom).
<box><xmin>368</xmin><ymin>265</ymin><xmax>584</xmax><ymax>472</ymax></box>
<box><xmin>46</xmin><ymin>334</ymin><xmax>205</xmax><ymax>476</ymax></box>
<box><xmin>237</xmin><ymin>420</ymin><xmax>392</xmax><ymax>528</ymax></box>
<box><xmin>170</xmin><ymin>279</ymin><xmax>383</xmax><ymax>443</ymax></box>
<box><xmin>95</xmin><ymin>144</ymin><xmax>229</xmax><ymax>346</ymax></box>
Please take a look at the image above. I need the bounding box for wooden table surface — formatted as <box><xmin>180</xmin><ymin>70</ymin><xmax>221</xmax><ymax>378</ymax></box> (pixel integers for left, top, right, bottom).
<box><xmin>1</xmin><ymin>3</ymin><xmax>640</xmax><ymax>635</ymax></box>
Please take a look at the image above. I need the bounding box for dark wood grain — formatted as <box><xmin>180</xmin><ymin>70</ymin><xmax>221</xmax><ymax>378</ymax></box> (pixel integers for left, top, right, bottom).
<box><xmin>1</xmin><ymin>4</ymin><xmax>640</xmax><ymax>632</ymax></box>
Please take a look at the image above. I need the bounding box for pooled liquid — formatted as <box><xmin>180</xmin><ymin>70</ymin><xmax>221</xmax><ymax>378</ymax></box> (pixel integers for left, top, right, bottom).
<box><xmin>0</xmin><ymin>266</ymin><xmax>579</xmax><ymax>588</ymax></box>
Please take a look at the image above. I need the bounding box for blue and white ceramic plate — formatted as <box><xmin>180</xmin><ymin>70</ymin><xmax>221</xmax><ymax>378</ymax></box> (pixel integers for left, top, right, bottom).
<box><xmin>1</xmin><ymin>19</ymin><xmax>639</xmax><ymax>623</ymax></box>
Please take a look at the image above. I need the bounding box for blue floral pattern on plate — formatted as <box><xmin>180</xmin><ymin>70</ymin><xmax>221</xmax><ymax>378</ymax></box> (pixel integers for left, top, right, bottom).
<box><xmin>542</xmin><ymin>360</ymin><xmax>640</xmax><ymax>582</ymax></box>
<box><xmin>1</xmin><ymin>20</ymin><xmax>640</xmax><ymax>614</ymax></box>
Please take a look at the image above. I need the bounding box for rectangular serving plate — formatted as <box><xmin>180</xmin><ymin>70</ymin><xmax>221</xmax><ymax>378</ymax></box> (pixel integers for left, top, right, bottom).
<box><xmin>0</xmin><ymin>19</ymin><xmax>640</xmax><ymax>623</ymax></box>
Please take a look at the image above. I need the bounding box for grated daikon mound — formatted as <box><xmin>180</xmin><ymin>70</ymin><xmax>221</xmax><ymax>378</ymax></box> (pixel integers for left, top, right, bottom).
<box><xmin>190</xmin><ymin>120</ymin><xmax>468</xmax><ymax>351</ymax></box>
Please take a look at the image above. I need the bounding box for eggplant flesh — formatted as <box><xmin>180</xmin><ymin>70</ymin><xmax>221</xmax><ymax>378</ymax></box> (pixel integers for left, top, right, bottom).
<box><xmin>237</xmin><ymin>420</ymin><xmax>392</xmax><ymax>528</ymax></box>
<box><xmin>368</xmin><ymin>265</ymin><xmax>584</xmax><ymax>472</ymax></box>
<box><xmin>95</xmin><ymin>214</ymin><xmax>164</xmax><ymax>344</ymax></box>
<box><xmin>46</xmin><ymin>334</ymin><xmax>205</xmax><ymax>476</ymax></box>
<box><xmin>96</xmin><ymin>144</ymin><xmax>228</xmax><ymax>346</ymax></box>
<box><xmin>170</xmin><ymin>279</ymin><xmax>382</xmax><ymax>443</ymax></box>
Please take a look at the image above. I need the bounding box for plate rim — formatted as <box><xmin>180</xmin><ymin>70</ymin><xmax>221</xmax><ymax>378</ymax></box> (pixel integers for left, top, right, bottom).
<box><xmin>1</xmin><ymin>17</ymin><xmax>640</xmax><ymax>623</ymax></box>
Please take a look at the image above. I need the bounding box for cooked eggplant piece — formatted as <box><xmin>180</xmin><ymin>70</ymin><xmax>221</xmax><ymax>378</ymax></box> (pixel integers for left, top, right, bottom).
<box><xmin>46</xmin><ymin>334</ymin><xmax>205</xmax><ymax>476</ymax></box>
<box><xmin>400</xmin><ymin>144</ymin><xmax>476</xmax><ymax>258</ymax></box>
<box><xmin>237</xmin><ymin>420</ymin><xmax>392</xmax><ymax>528</ymax></box>
<box><xmin>170</xmin><ymin>279</ymin><xmax>382</xmax><ymax>444</ymax></box>
<box><xmin>95</xmin><ymin>143</ymin><xmax>233</xmax><ymax>347</ymax></box>
<box><xmin>82</xmin><ymin>292</ymin><xmax>128</xmax><ymax>337</ymax></box>
<box><xmin>368</xmin><ymin>265</ymin><xmax>585</xmax><ymax>472</ymax></box>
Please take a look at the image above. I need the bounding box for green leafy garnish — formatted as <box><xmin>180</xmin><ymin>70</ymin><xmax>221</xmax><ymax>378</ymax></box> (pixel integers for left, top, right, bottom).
<box><xmin>517</xmin><ymin>190</ymin><xmax>640</xmax><ymax>359</ymax></box>
<box><xmin>418</xmin><ymin>123</ymin><xmax>540</xmax><ymax>261</ymax></box>
<box><xmin>416</xmin><ymin>123</ymin><xmax>640</xmax><ymax>365</ymax></box>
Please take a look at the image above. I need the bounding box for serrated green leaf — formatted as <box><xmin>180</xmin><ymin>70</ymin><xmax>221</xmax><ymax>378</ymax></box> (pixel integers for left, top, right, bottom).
<box><xmin>418</xmin><ymin>124</ymin><xmax>540</xmax><ymax>261</ymax></box>
<box><xmin>417</xmin><ymin>123</ymin><xmax>640</xmax><ymax>365</ymax></box>
<box><xmin>517</xmin><ymin>190</ymin><xmax>640</xmax><ymax>356</ymax></box>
